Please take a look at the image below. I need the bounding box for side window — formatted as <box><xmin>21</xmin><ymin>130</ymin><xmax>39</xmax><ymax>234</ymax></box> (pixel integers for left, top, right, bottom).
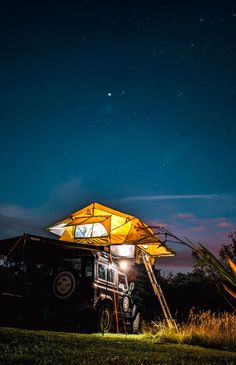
<box><xmin>107</xmin><ymin>268</ymin><xmax>115</xmax><ymax>284</ymax></box>
<box><xmin>67</xmin><ymin>258</ymin><xmax>82</xmax><ymax>271</ymax></box>
<box><xmin>85</xmin><ymin>259</ymin><xmax>93</xmax><ymax>277</ymax></box>
<box><xmin>98</xmin><ymin>263</ymin><xmax>106</xmax><ymax>281</ymax></box>
<box><xmin>118</xmin><ymin>273</ymin><xmax>128</xmax><ymax>291</ymax></box>
<box><xmin>62</xmin><ymin>258</ymin><xmax>82</xmax><ymax>277</ymax></box>
<box><xmin>71</xmin><ymin>258</ymin><xmax>82</xmax><ymax>272</ymax></box>
<box><xmin>0</xmin><ymin>257</ymin><xmax>27</xmax><ymax>293</ymax></box>
<box><xmin>0</xmin><ymin>257</ymin><xmax>26</xmax><ymax>277</ymax></box>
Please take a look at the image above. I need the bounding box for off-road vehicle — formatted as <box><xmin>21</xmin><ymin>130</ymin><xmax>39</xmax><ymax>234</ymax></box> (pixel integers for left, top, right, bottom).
<box><xmin>0</xmin><ymin>233</ymin><xmax>140</xmax><ymax>332</ymax></box>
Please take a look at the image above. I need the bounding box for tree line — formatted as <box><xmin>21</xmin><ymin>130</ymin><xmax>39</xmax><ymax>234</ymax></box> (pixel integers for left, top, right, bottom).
<box><xmin>128</xmin><ymin>231</ymin><xmax>236</xmax><ymax>322</ymax></box>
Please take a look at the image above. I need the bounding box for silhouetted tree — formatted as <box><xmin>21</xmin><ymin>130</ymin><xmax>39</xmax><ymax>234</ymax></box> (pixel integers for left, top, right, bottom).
<box><xmin>219</xmin><ymin>231</ymin><xmax>236</xmax><ymax>266</ymax></box>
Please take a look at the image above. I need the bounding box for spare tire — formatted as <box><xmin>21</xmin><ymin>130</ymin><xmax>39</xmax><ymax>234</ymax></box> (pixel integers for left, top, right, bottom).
<box><xmin>52</xmin><ymin>271</ymin><xmax>77</xmax><ymax>300</ymax></box>
<box><xmin>122</xmin><ymin>296</ymin><xmax>130</xmax><ymax>312</ymax></box>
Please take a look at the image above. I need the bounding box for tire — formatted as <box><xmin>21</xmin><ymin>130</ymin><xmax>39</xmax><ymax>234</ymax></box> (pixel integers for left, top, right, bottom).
<box><xmin>52</xmin><ymin>271</ymin><xmax>77</xmax><ymax>300</ymax></box>
<box><xmin>97</xmin><ymin>304</ymin><xmax>112</xmax><ymax>333</ymax></box>
<box><xmin>132</xmin><ymin>312</ymin><xmax>141</xmax><ymax>334</ymax></box>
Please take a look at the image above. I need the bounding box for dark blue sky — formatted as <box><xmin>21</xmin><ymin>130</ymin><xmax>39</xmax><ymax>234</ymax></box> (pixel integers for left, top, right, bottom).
<box><xmin>1</xmin><ymin>1</ymin><xmax>236</xmax><ymax>272</ymax></box>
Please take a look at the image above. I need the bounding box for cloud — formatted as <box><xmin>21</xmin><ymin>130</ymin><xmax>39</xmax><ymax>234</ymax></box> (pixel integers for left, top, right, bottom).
<box><xmin>119</xmin><ymin>194</ymin><xmax>221</xmax><ymax>202</ymax></box>
<box><xmin>147</xmin><ymin>213</ymin><xmax>235</xmax><ymax>272</ymax></box>
<box><xmin>155</xmin><ymin>217</ymin><xmax>235</xmax><ymax>273</ymax></box>
<box><xmin>51</xmin><ymin>177</ymin><xmax>80</xmax><ymax>195</ymax></box>
<box><xmin>0</xmin><ymin>203</ymin><xmax>47</xmax><ymax>238</ymax></box>
<box><xmin>0</xmin><ymin>176</ymin><xmax>112</xmax><ymax>240</ymax></box>
<box><xmin>217</xmin><ymin>221</ymin><xmax>232</xmax><ymax>228</ymax></box>
<box><xmin>191</xmin><ymin>226</ymin><xmax>206</xmax><ymax>232</ymax></box>
<box><xmin>214</xmin><ymin>218</ymin><xmax>234</xmax><ymax>229</ymax></box>
<box><xmin>156</xmin><ymin>248</ymin><xmax>194</xmax><ymax>273</ymax></box>
<box><xmin>0</xmin><ymin>183</ymin><xmax>235</xmax><ymax>274</ymax></box>
<box><xmin>0</xmin><ymin>204</ymin><xmax>33</xmax><ymax>219</ymax></box>
<box><xmin>48</xmin><ymin>177</ymin><xmax>82</xmax><ymax>205</ymax></box>
<box><xmin>173</xmin><ymin>213</ymin><xmax>196</xmax><ymax>220</ymax></box>
<box><xmin>0</xmin><ymin>177</ymin><xmax>87</xmax><ymax>239</ymax></box>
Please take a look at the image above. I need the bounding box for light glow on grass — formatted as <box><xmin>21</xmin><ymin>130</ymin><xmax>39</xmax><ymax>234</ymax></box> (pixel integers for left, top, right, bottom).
<box><xmin>0</xmin><ymin>326</ymin><xmax>236</xmax><ymax>365</ymax></box>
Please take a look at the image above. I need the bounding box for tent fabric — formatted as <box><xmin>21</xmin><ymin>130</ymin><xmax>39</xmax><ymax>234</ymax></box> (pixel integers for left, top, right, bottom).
<box><xmin>47</xmin><ymin>202</ymin><xmax>175</xmax><ymax>260</ymax></box>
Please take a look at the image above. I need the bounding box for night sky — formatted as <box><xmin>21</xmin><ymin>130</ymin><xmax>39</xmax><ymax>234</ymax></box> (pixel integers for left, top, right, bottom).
<box><xmin>1</xmin><ymin>1</ymin><xmax>236</xmax><ymax>272</ymax></box>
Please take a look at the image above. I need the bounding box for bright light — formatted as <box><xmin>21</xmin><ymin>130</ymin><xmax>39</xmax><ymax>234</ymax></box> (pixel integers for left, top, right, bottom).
<box><xmin>110</xmin><ymin>244</ymin><xmax>135</xmax><ymax>258</ymax></box>
<box><xmin>119</xmin><ymin>260</ymin><xmax>129</xmax><ymax>271</ymax></box>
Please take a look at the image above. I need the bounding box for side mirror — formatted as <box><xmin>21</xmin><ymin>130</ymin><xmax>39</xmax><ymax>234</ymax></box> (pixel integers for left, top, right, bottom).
<box><xmin>119</xmin><ymin>283</ymin><xmax>124</xmax><ymax>290</ymax></box>
<box><xmin>129</xmin><ymin>282</ymin><xmax>134</xmax><ymax>291</ymax></box>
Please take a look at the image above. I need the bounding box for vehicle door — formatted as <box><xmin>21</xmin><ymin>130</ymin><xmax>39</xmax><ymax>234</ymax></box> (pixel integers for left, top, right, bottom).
<box><xmin>95</xmin><ymin>260</ymin><xmax>117</xmax><ymax>303</ymax></box>
<box><xmin>117</xmin><ymin>272</ymin><xmax>130</xmax><ymax>315</ymax></box>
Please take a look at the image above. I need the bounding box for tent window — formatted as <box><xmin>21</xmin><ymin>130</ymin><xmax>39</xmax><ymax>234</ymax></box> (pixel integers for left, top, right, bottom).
<box><xmin>74</xmin><ymin>223</ymin><xmax>108</xmax><ymax>238</ymax></box>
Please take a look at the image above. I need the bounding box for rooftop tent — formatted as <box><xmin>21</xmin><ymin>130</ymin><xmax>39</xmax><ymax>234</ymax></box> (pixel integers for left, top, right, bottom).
<box><xmin>47</xmin><ymin>202</ymin><xmax>175</xmax><ymax>261</ymax></box>
<box><xmin>48</xmin><ymin>203</ymin><xmax>177</xmax><ymax>329</ymax></box>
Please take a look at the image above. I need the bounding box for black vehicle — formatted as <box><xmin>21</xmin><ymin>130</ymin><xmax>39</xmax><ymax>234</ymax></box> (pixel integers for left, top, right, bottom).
<box><xmin>0</xmin><ymin>233</ymin><xmax>140</xmax><ymax>333</ymax></box>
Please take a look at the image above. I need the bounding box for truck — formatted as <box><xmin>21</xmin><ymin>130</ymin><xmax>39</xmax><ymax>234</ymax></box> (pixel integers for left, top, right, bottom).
<box><xmin>0</xmin><ymin>233</ymin><xmax>140</xmax><ymax>333</ymax></box>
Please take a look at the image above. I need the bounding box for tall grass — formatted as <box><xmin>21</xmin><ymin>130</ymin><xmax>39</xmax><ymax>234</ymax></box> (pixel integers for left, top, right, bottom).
<box><xmin>142</xmin><ymin>310</ymin><xmax>236</xmax><ymax>351</ymax></box>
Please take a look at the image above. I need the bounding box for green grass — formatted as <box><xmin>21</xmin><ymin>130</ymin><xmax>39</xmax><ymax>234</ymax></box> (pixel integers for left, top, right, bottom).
<box><xmin>0</xmin><ymin>327</ymin><xmax>236</xmax><ymax>365</ymax></box>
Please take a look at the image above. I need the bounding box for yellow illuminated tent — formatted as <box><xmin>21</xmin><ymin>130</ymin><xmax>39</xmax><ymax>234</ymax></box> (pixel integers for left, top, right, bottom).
<box><xmin>47</xmin><ymin>202</ymin><xmax>175</xmax><ymax>262</ymax></box>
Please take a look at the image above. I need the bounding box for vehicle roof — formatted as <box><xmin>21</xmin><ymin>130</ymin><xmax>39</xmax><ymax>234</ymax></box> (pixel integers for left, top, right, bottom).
<box><xmin>0</xmin><ymin>233</ymin><xmax>108</xmax><ymax>258</ymax></box>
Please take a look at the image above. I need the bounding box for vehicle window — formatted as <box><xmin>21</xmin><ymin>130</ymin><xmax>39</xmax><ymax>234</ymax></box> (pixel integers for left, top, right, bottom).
<box><xmin>71</xmin><ymin>258</ymin><xmax>82</xmax><ymax>271</ymax></box>
<box><xmin>98</xmin><ymin>263</ymin><xmax>106</xmax><ymax>281</ymax></box>
<box><xmin>0</xmin><ymin>257</ymin><xmax>27</xmax><ymax>284</ymax></box>
<box><xmin>107</xmin><ymin>268</ymin><xmax>115</xmax><ymax>284</ymax></box>
<box><xmin>118</xmin><ymin>273</ymin><xmax>128</xmax><ymax>291</ymax></box>
<box><xmin>63</xmin><ymin>258</ymin><xmax>82</xmax><ymax>275</ymax></box>
<box><xmin>85</xmin><ymin>259</ymin><xmax>93</xmax><ymax>277</ymax></box>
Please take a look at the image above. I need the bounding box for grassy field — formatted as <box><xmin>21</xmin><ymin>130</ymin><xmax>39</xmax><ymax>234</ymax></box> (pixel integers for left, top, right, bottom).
<box><xmin>0</xmin><ymin>327</ymin><xmax>236</xmax><ymax>365</ymax></box>
<box><xmin>143</xmin><ymin>310</ymin><xmax>236</xmax><ymax>351</ymax></box>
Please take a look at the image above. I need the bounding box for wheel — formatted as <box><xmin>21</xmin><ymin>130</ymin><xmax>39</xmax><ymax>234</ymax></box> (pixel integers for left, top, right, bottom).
<box><xmin>52</xmin><ymin>271</ymin><xmax>77</xmax><ymax>300</ymax></box>
<box><xmin>97</xmin><ymin>304</ymin><xmax>112</xmax><ymax>333</ymax></box>
<box><xmin>132</xmin><ymin>312</ymin><xmax>141</xmax><ymax>334</ymax></box>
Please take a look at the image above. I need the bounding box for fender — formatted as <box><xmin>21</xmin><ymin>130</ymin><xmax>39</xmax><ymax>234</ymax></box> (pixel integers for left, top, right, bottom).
<box><xmin>95</xmin><ymin>297</ymin><xmax>113</xmax><ymax>311</ymax></box>
<box><xmin>131</xmin><ymin>304</ymin><xmax>138</xmax><ymax>319</ymax></box>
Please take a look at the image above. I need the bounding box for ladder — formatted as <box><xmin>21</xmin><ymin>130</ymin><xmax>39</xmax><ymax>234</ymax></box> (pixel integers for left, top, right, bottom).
<box><xmin>142</xmin><ymin>252</ymin><xmax>177</xmax><ymax>330</ymax></box>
